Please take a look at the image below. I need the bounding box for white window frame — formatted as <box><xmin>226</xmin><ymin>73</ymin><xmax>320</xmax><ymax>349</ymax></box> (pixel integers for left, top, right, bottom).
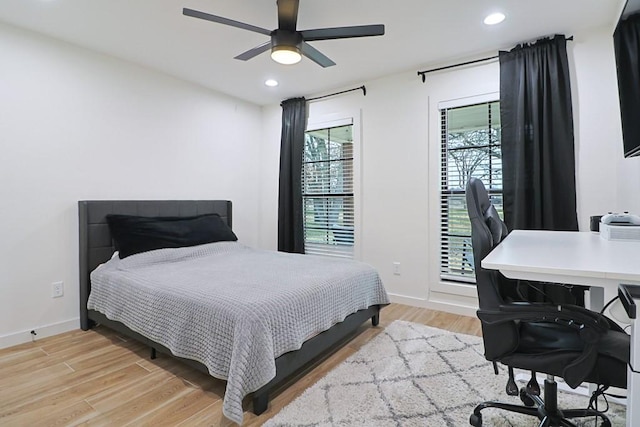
<box><xmin>304</xmin><ymin>111</ymin><xmax>362</xmax><ymax>260</ymax></box>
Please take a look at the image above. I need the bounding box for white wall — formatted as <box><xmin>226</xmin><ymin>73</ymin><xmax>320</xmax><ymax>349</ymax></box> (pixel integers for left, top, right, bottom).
<box><xmin>259</xmin><ymin>105</ymin><xmax>282</xmax><ymax>251</ymax></box>
<box><xmin>0</xmin><ymin>23</ymin><xmax>263</xmax><ymax>348</ymax></box>
<box><xmin>259</xmin><ymin>26</ymin><xmax>640</xmax><ymax>316</ymax></box>
<box><xmin>572</xmin><ymin>26</ymin><xmax>640</xmax><ymax>228</ymax></box>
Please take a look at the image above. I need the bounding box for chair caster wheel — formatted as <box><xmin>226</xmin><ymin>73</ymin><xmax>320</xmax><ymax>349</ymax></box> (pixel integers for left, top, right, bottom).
<box><xmin>519</xmin><ymin>388</ymin><xmax>535</xmax><ymax>407</ymax></box>
<box><xmin>469</xmin><ymin>413</ymin><xmax>482</xmax><ymax>426</ymax></box>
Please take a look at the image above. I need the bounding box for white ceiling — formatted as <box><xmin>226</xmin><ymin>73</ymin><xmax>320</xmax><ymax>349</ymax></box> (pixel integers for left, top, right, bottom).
<box><xmin>0</xmin><ymin>0</ymin><xmax>626</xmax><ymax>106</ymax></box>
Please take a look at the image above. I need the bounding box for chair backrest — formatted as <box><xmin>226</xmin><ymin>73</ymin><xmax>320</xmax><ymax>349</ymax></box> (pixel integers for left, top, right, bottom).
<box><xmin>465</xmin><ymin>178</ymin><xmax>519</xmax><ymax>359</ymax></box>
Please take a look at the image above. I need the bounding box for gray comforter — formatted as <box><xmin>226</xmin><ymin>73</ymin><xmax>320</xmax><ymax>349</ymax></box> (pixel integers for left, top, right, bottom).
<box><xmin>88</xmin><ymin>242</ymin><xmax>389</xmax><ymax>424</ymax></box>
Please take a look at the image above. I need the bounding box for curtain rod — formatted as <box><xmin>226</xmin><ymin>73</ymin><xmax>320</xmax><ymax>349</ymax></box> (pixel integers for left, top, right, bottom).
<box><xmin>417</xmin><ymin>35</ymin><xmax>574</xmax><ymax>83</ymax></box>
<box><xmin>307</xmin><ymin>85</ymin><xmax>366</xmax><ymax>102</ymax></box>
<box><xmin>417</xmin><ymin>56</ymin><xmax>498</xmax><ymax>82</ymax></box>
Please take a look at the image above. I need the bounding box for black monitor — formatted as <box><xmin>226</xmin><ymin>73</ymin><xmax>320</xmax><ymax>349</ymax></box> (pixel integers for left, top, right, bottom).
<box><xmin>614</xmin><ymin>1</ymin><xmax>640</xmax><ymax>158</ymax></box>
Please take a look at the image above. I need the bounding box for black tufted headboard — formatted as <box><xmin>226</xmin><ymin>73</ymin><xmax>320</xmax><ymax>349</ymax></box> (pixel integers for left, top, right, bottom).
<box><xmin>78</xmin><ymin>200</ymin><xmax>232</xmax><ymax>330</ymax></box>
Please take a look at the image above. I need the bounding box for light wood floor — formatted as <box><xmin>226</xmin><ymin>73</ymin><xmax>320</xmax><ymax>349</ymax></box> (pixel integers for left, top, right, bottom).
<box><xmin>0</xmin><ymin>304</ymin><xmax>481</xmax><ymax>426</ymax></box>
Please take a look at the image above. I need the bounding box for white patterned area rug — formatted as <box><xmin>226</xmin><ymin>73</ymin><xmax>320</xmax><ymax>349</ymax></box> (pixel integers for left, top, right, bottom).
<box><xmin>264</xmin><ymin>320</ymin><xmax>625</xmax><ymax>427</ymax></box>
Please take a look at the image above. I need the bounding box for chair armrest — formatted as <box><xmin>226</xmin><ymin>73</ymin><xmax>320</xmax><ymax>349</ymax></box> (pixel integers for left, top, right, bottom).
<box><xmin>478</xmin><ymin>302</ymin><xmax>610</xmax><ymax>336</ymax></box>
<box><xmin>619</xmin><ymin>283</ymin><xmax>640</xmax><ymax>319</ymax></box>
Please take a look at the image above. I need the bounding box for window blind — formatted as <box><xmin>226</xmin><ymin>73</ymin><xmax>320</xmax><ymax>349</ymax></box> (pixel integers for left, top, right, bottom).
<box><xmin>302</xmin><ymin>125</ymin><xmax>354</xmax><ymax>258</ymax></box>
<box><xmin>440</xmin><ymin>101</ymin><xmax>502</xmax><ymax>283</ymax></box>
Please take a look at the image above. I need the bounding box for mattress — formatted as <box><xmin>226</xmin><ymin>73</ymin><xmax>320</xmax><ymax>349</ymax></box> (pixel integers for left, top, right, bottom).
<box><xmin>87</xmin><ymin>241</ymin><xmax>389</xmax><ymax>424</ymax></box>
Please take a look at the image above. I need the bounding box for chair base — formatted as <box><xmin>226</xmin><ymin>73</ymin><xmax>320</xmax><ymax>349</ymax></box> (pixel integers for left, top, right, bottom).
<box><xmin>469</xmin><ymin>379</ymin><xmax>612</xmax><ymax>427</ymax></box>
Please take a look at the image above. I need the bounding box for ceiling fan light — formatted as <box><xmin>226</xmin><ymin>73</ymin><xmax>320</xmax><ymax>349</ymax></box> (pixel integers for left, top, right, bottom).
<box><xmin>271</xmin><ymin>45</ymin><xmax>302</xmax><ymax>65</ymax></box>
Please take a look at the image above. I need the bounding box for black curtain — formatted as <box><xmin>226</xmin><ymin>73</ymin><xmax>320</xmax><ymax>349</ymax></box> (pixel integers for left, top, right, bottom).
<box><xmin>499</xmin><ymin>35</ymin><xmax>578</xmax><ymax>232</ymax></box>
<box><xmin>500</xmin><ymin>35</ymin><xmax>582</xmax><ymax>305</ymax></box>
<box><xmin>277</xmin><ymin>97</ymin><xmax>307</xmax><ymax>253</ymax></box>
<box><xmin>614</xmin><ymin>13</ymin><xmax>640</xmax><ymax>158</ymax></box>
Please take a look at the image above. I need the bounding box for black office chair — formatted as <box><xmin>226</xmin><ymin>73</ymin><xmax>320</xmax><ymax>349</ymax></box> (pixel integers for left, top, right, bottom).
<box><xmin>465</xmin><ymin>178</ymin><xmax>630</xmax><ymax>427</ymax></box>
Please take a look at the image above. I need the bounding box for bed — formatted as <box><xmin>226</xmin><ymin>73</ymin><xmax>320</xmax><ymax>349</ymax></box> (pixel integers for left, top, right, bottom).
<box><xmin>78</xmin><ymin>200</ymin><xmax>388</xmax><ymax>424</ymax></box>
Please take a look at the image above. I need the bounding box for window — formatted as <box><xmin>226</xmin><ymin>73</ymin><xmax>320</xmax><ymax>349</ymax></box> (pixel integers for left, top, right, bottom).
<box><xmin>302</xmin><ymin>124</ymin><xmax>354</xmax><ymax>258</ymax></box>
<box><xmin>440</xmin><ymin>101</ymin><xmax>502</xmax><ymax>283</ymax></box>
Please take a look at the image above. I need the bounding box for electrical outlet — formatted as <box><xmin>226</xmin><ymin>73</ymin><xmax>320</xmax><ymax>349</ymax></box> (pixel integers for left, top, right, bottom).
<box><xmin>393</xmin><ymin>262</ymin><xmax>401</xmax><ymax>275</ymax></box>
<box><xmin>52</xmin><ymin>281</ymin><xmax>64</xmax><ymax>298</ymax></box>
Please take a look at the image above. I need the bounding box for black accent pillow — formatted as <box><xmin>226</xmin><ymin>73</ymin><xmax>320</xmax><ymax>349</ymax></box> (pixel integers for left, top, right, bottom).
<box><xmin>106</xmin><ymin>213</ymin><xmax>237</xmax><ymax>259</ymax></box>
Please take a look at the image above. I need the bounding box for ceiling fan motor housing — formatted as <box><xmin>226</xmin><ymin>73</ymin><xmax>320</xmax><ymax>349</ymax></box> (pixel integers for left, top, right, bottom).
<box><xmin>271</xmin><ymin>29</ymin><xmax>303</xmax><ymax>51</ymax></box>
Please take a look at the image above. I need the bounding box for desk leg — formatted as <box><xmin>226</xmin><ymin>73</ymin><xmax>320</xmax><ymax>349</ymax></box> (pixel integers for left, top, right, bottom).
<box><xmin>587</xmin><ymin>288</ymin><xmax>606</xmax><ymax>398</ymax></box>
<box><xmin>628</xmin><ymin>320</ymin><xmax>640</xmax><ymax>427</ymax></box>
<box><xmin>588</xmin><ymin>286</ymin><xmax>605</xmax><ymax>313</ymax></box>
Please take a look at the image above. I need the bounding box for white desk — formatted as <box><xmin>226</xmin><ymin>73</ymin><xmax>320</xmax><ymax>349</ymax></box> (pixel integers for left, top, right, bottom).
<box><xmin>482</xmin><ymin>230</ymin><xmax>640</xmax><ymax>427</ymax></box>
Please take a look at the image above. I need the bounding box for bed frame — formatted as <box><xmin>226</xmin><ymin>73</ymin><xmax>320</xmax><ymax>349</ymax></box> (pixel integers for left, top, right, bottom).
<box><xmin>78</xmin><ymin>200</ymin><xmax>382</xmax><ymax>416</ymax></box>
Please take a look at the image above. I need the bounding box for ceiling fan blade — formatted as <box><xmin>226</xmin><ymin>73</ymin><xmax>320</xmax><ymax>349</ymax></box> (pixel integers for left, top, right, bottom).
<box><xmin>234</xmin><ymin>41</ymin><xmax>272</xmax><ymax>61</ymax></box>
<box><xmin>183</xmin><ymin>8</ymin><xmax>271</xmax><ymax>36</ymax></box>
<box><xmin>277</xmin><ymin>0</ymin><xmax>299</xmax><ymax>31</ymax></box>
<box><xmin>301</xmin><ymin>24</ymin><xmax>385</xmax><ymax>41</ymax></box>
<box><xmin>300</xmin><ymin>42</ymin><xmax>336</xmax><ymax>68</ymax></box>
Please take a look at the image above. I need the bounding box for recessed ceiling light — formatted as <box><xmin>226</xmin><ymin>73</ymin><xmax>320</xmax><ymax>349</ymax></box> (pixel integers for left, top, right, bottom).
<box><xmin>265</xmin><ymin>79</ymin><xmax>279</xmax><ymax>87</ymax></box>
<box><xmin>484</xmin><ymin>12</ymin><xmax>506</xmax><ymax>26</ymax></box>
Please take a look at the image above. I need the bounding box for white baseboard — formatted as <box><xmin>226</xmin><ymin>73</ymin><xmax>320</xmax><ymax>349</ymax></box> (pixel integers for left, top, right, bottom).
<box><xmin>0</xmin><ymin>318</ymin><xmax>79</xmax><ymax>349</ymax></box>
<box><xmin>387</xmin><ymin>292</ymin><xmax>478</xmax><ymax>318</ymax></box>
<box><xmin>388</xmin><ymin>293</ymin><xmax>429</xmax><ymax>307</ymax></box>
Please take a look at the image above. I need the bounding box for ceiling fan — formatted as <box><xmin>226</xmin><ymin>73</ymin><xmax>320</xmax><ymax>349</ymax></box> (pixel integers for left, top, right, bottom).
<box><xmin>183</xmin><ymin>0</ymin><xmax>385</xmax><ymax>67</ymax></box>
